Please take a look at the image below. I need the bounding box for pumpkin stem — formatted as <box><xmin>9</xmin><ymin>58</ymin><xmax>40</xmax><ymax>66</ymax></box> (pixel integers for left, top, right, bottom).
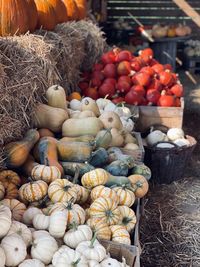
<box><xmin>72</xmin><ymin>258</ymin><xmax>81</xmax><ymax>266</ymax></box>
<box><xmin>90</xmin><ymin>232</ymin><xmax>97</xmax><ymax>248</ymax></box>
<box><xmin>65</xmin><ymin>197</ymin><xmax>75</xmax><ymax>210</ymax></box>
<box><xmin>69</xmin><ymin>221</ymin><xmax>78</xmax><ymax>231</ymax></box>
<box><xmin>122</xmin><ymin>217</ymin><xmax>134</xmax><ymax>225</ymax></box>
<box><xmin>27</xmin><ymin>176</ymin><xmax>34</xmax><ymax>183</ymax></box>
<box><xmin>54</xmin><ymin>85</ymin><xmax>59</xmax><ymax>90</ymax></box>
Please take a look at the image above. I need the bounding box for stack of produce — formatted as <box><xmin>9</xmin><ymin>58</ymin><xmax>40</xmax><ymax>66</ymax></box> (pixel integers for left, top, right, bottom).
<box><xmin>78</xmin><ymin>47</ymin><xmax>184</xmax><ymax>107</ymax></box>
<box><xmin>151</xmin><ymin>24</ymin><xmax>192</xmax><ymax>39</ymax></box>
<box><xmin>184</xmin><ymin>40</ymin><xmax>200</xmax><ymax>57</ymax></box>
<box><xmin>0</xmin><ymin>0</ymin><xmax>87</xmax><ymax>36</ymax></box>
<box><xmin>0</xmin><ymin>84</ymin><xmax>151</xmax><ymax>265</ymax></box>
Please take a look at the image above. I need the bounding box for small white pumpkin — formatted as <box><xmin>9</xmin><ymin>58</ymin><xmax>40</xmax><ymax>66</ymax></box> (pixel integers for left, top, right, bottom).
<box><xmin>173</xmin><ymin>138</ymin><xmax>190</xmax><ymax>147</ymax></box>
<box><xmin>146</xmin><ymin>130</ymin><xmax>166</xmax><ymax>146</ymax></box>
<box><xmin>33</xmin><ymin>214</ymin><xmax>50</xmax><ymax>230</ymax></box>
<box><xmin>31</xmin><ymin>165</ymin><xmax>61</xmax><ymax>183</ymax></box>
<box><xmin>88</xmin><ymin>260</ymin><xmax>101</xmax><ymax>267</ymax></box>
<box><xmin>0</xmin><ymin>246</ymin><xmax>6</xmax><ymax>267</ymax></box>
<box><xmin>0</xmin><ymin>205</ymin><xmax>12</xmax><ymax>238</ymax></box>
<box><xmin>1</xmin><ymin>234</ymin><xmax>27</xmax><ymax>267</ymax></box>
<box><xmin>167</xmin><ymin>128</ymin><xmax>184</xmax><ymax>141</ymax></box>
<box><xmin>96</xmin><ymin>98</ymin><xmax>111</xmax><ymax>110</ymax></box>
<box><xmin>101</xmin><ymin>258</ymin><xmax>122</xmax><ymax>267</ymax></box>
<box><xmin>19</xmin><ymin>259</ymin><xmax>45</xmax><ymax>267</ymax></box>
<box><xmin>69</xmin><ymin>99</ymin><xmax>82</xmax><ymax>111</ymax></box>
<box><xmin>32</xmin><ymin>230</ymin><xmax>50</xmax><ymax>240</ymax></box>
<box><xmin>52</xmin><ymin>246</ymin><xmax>88</xmax><ymax>267</ymax></box>
<box><xmin>48</xmin><ymin>210</ymin><xmax>67</xmax><ymax>238</ymax></box>
<box><xmin>76</xmin><ymin>237</ymin><xmax>106</xmax><ymax>262</ymax></box>
<box><xmin>115</xmin><ymin>107</ymin><xmax>131</xmax><ymax>118</ymax></box>
<box><xmin>23</xmin><ymin>207</ymin><xmax>42</xmax><ymax>225</ymax></box>
<box><xmin>63</xmin><ymin>224</ymin><xmax>93</xmax><ymax>249</ymax></box>
<box><xmin>120</xmin><ymin>117</ymin><xmax>134</xmax><ymax>133</ymax></box>
<box><xmin>7</xmin><ymin>221</ymin><xmax>32</xmax><ymax>247</ymax></box>
<box><xmin>104</xmin><ymin>102</ymin><xmax>117</xmax><ymax>112</ymax></box>
<box><xmin>81</xmin><ymin>97</ymin><xmax>100</xmax><ymax>117</ymax></box>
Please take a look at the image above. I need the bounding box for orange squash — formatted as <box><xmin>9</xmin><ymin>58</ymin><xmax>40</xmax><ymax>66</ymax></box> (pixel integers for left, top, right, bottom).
<box><xmin>0</xmin><ymin>0</ymin><xmax>30</xmax><ymax>36</ymax></box>
<box><xmin>5</xmin><ymin>129</ymin><xmax>40</xmax><ymax>168</ymax></box>
<box><xmin>22</xmin><ymin>155</ymin><xmax>39</xmax><ymax>176</ymax></box>
<box><xmin>68</xmin><ymin>92</ymin><xmax>82</xmax><ymax>101</ymax></box>
<box><xmin>34</xmin><ymin>0</ymin><xmax>57</xmax><ymax>30</ymax></box>
<box><xmin>0</xmin><ymin>170</ymin><xmax>21</xmax><ymax>188</ymax></box>
<box><xmin>26</xmin><ymin>0</ymin><xmax>38</xmax><ymax>32</ymax></box>
<box><xmin>49</xmin><ymin>0</ymin><xmax>68</xmax><ymax>23</ymax></box>
<box><xmin>75</xmin><ymin>0</ymin><xmax>87</xmax><ymax>19</ymax></box>
<box><xmin>38</xmin><ymin>129</ymin><xmax>55</xmax><ymax>138</ymax></box>
<box><xmin>38</xmin><ymin>137</ymin><xmax>64</xmax><ymax>175</ymax></box>
<box><xmin>61</xmin><ymin>0</ymin><xmax>79</xmax><ymax>20</ymax></box>
<box><xmin>4</xmin><ymin>184</ymin><xmax>18</xmax><ymax>199</ymax></box>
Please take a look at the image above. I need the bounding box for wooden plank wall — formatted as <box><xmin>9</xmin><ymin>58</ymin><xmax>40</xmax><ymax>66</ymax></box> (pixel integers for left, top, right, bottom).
<box><xmin>107</xmin><ymin>0</ymin><xmax>200</xmax><ymax>37</ymax></box>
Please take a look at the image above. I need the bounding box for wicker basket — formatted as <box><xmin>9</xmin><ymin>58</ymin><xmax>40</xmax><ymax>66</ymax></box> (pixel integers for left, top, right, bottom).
<box><xmin>144</xmin><ymin>135</ymin><xmax>197</xmax><ymax>184</ymax></box>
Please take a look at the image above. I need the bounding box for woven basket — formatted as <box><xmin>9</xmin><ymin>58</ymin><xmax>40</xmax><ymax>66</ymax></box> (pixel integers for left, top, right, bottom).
<box><xmin>144</xmin><ymin>135</ymin><xmax>196</xmax><ymax>184</ymax></box>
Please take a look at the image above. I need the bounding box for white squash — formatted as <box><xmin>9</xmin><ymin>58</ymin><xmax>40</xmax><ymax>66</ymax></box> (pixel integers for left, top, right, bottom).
<box><xmin>96</xmin><ymin>98</ymin><xmax>111</xmax><ymax>110</ymax></box>
<box><xmin>19</xmin><ymin>259</ymin><xmax>45</xmax><ymax>267</ymax></box>
<box><xmin>104</xmin><ymin>102</ymin><xmax>117</xmax><ymax>112</ymax></box>
<box><xmin>63</xmin><ymin>224</ymin><xmax>93</xmax><ymax>249</ymax></box>
<box><xmin>31</xmin><ymin>234</ymin><xmax>58</xmax><ymax>265</ymax></box>
<box><xmin>23</xmin><ymin>207</ymin><xmax>42</xmax><ymax>225</ymax></box>
<box><xmin>69</xmin><ymin>99</ymin><xmax>82</xmax><ymax>111</ymax></box>
<box><xmin>46</xmin><ymin>85</ymin><xmax>67</xmax><ymax>110</ymax></box>
<box><xmin>33</xmin><ymin>214</ymin><xmax>50</xmax><ymax>230</ymax></box>
<box><xmin>0</xmin><ymin>205</ymin><xmax>12</xmax><ymax>238</ymax></box>
<box><xmin>173</xmin><ymin>138</ymin><xmax>190</xmax><ymax>147</ymax></box>
<box><xmin>1</xmin><ymin>234</ymin><xmax>27</xmax><ymax>267</ymax></box>
<box><xmin>99</xmin><ymin>112</ymin><xmax>123</xmax><ymax>130</ymax></box>
<box><xmin>7</xmin><ymin>221</ymin><xmax>32</xmax><ymax>247</ymax></box>
<box><xmin>167</xmin><ymin>128</ymin><xmax>185</xmax><ymax>141</ymax></box>
<box><xmin>120</xmin><ymin>117</ymin><xmax>134</xmax><ymax>133</ymax></box>
<box><xmin>48</xmin><ymin>210</ymin><xmax>67</xmax><ymax>238</ymax></box>
<box><xmin>123</xmin><ymin>143</ymin><xmax>139</xmax><ymax>150</ymax></box>
<box><xmin>76</xmin><ymin>237</ymin><xmax>106</xmax><ymax>262</ymax></box>
<box><xmin>115</xmin><ymin>107</ymin><xmax>131</xmax><ymax>118</ymax></box>
<box><xmin>81</xmin><ymin>97</ymin><xmax>100</xmax><ymax>117</ymax></box>
<box><xmin>52</xmin><ymin>246</ymin><xmax>88</xmax><ymax>267</ymax></box>
<box><xmin>101</xmin><ymin>258</ymin><xmax>122</xmax><ymax>267</ymax></box>
<box><xmin>146</xmin><ymin>130</ymin><xmax>166</xmax><ymax>146</ymax></box>
<box><xmin>0</xmin><ymin>246</ymin><xmax>6</xmax><ymax>267</ymax></box>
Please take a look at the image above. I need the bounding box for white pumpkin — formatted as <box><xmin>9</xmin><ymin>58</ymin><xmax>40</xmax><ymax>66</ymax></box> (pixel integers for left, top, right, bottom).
<box><xmin>146</xmin><ymin>130</ymin><xmax>166</xmax><ymax>146</ymax></box>
<box><xmin>23</xmin><ymin>207</ymin><xmax>42</xmax><ymax>225</ymax></box>
<box><xmin>167</xmin><ymin>128</ymin><xmax>184</xmax><ymax>141</ymax></box>
<box><xmin>48</xmin><ymin>210</ymin><xmax>67</xmax><ymax>238</ymax></box>
<box><xmin>104</xmin><ymin>102</ymin><xmax>117</xmax><ymax>112</ymax></box>
<box><xmin>33</xmin><ymin>214</ymin><xmax>50</xmax><ymax>230</ymax></box>
<box><xmin>32</xmin><ymin>230</ymin><xmax>50</xmax><ymax>240</ymax></box>
<box><xmin>31</xmin><ymin>234</ymin><xmax>58</xmax><ymax>264</ymax></box>
<box><xmin>88</xmin><ymin>260</ymin><xmax>101</xmax><ymax>267</ymax></box>
<box><xmin>19</xmin><ymin>259</ymin><xmax>45</xmax><ymax>267</ymax></box>
<box><xmin>0</xmin><ymin>246</ymin><xmax>6</xmax><ymax>267</ymax></box>
<box><xmin>0</xmin><ymin>205</ymin><xmax>12</xmax><ymax>238</ymax></box>
<box><xmin>96</xmin><ymin>98</ymin><xmax>111</xmax><ymax>110</ymax></box>
<box><xmin>173</xmin><ymin>138</ymin><xmax>190</xmax><ymax>147</ymax></box>
<box><xmin>76</xmin><ymin>238</ymin><xmax>106</xmax><ymax>262</ymax></box>
<box><xmin>69</xmin><ymin>99</ymin><xmax>82</xmax><ymax>111</ymax></box>
<box><xmin>120</xmin><ymin>117</ymin><xmax>134</xmax><ymax>133</ymax></box>
<box><xmin>7</xmin><ymin>221</ymin><xmax>32</xmax><ymax>247</ymax></box>
<box><xmin>101</xmin><ymin>258</ymin><xmax>122</xmax><ymax>267</ymax></box>
<box><xmin>1</xmin><ymin>234</ymin><xmax>27</xmax><ymax>267</ymax></box>
<box><xmin>115</xmin><ymin>107</ymin><xmax>131</xmax><ymax>118</ymax></box>
<box><xmin>52</xmin><ymin>246</ymin><xmax>88</xmax><ymax>267</ymax></box>
<box><xmin>63</xmin><ymin>224</ymin><xmax>93</xmax><ymax>249</ymax></box>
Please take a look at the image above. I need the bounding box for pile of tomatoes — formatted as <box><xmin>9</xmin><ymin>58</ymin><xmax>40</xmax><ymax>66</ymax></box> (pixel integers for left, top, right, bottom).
<box><xmin>78</xmin><ymin>48</ymin><xmax>183</xmax><ymax>107</ymax></box>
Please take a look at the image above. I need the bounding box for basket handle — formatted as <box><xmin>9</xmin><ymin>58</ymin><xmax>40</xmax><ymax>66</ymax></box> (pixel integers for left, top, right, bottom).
<box><xmin>150</xmin><ymin>141</ymin><xmax>179</xmax><ymax>151</ymax></box>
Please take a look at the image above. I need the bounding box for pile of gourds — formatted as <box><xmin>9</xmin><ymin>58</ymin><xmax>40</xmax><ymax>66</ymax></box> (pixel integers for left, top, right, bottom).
<box><xmin>0</xmin><ymin>84</ymin><xmax>151</xmax><ymax>265</ymax></box>
<box><xmin>0</xmin><ymin>0</ymin><xmax>86</xmax><ymax>37</ymax></box>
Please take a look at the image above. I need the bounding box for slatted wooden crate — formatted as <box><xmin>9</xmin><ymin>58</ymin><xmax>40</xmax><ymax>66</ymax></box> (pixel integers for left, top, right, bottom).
<box><xmin>183</xmin><ymin>54</ymin><xmax>200</xmax><ymax>73</ymax></box>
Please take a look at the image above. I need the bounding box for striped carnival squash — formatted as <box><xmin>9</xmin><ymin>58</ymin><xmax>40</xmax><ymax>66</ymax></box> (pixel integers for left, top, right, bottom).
<box><xmin>118</xmin><ymin>205</ymin><xmax>136</xmax><ymax>233</ymax></box>
<box><xmin>81</xmin><ymin>168</ymin><xmax>109</xmax><ymax>189</ymax></box>
<box><xmin>19</xmin><ymin>180</ymin><xmax>48</xmax><ymax>203</ymax></box>
<box><xmin>73</xmin><ymin>184</ymin><xmax>90</xmax><ymax>204</ymax></box>
<box><xmin>48</xmin><ymin>179</ymin><xmax>78</xmax><ymax>204</ymax></box>
<box><xmin>112</xmin><ymin>186</ymin><xmax>135</xmax><ymax>207</ymax></box>
<box><xmin>90</xmin><ymin>185</ymin><xmax>119</xmax><ymax>204</ymax></box>
<box><xmin>1</xmin><ymin>199</ymin><xmax>26</xmax><ymax>222</ymax></box>
<box><xmin>31</xmin><ymin>164</ymin><xmax>61</xmax><ymax>184</ymax></box>
<box><xmin>48</xmin><ymin>201</ymin><xmax>86</xmax><ymax>226</ymax></box>
<box><xmin>89</xmin><ymin>197</ymin><xmax>120</xmax><ymax>226</ymax></box>
<box><xmin>87</xmin><ymin>218</ymin><xmax>111</xmax><ymax>240</ymax></box>
<box><xmin>0</xmin><ymin>0</ymin><xmax>29</xmax><ymax>36</ymax></box>
<box><xmin>110</xmin><ymin>225</ymin><xmax>131</xmax><ymax>245</ymax></box>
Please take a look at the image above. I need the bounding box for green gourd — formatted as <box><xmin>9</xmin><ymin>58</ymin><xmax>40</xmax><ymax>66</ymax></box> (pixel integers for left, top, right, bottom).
<box><xmin>130</xmin><ymin>164</ymin><xmax>151</xmax><ymax>181</ymax></box>
<box><xmin>105</xmin><ymin>174</ymin><xmax>131</xmax><ymax>187</ymax></box>
<box><xmin>107</xmin><ymin>147</ymin><xmax>135</xmax><ymax>168</ymax></box>
<box><xmin>105</xmin><ymin>160</ymin><xmax>129</xmax><ymax>176</ymax></box>
<box><xmin>88</xmin><ymin>148</ymin><xmax>109</xmax><ymax>167</ymax></box>
<box><xmin>94</xmin><ymin>129</ymin><xmax>112</xmax><ymax>149</ymax></box>
<box><xmin>61</xmin><ymin>162</ymin><xmax>95</xmax><ymax>177</ymax></box>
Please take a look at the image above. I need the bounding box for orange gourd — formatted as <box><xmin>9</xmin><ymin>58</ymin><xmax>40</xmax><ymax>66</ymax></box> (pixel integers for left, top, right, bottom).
<box><xmin>4</xmin><ymin>184</ymin><xmax>18</xmax><ymax>199</ymax></box>
<box><xmin>34</xmin><ymin>0</ymin><xmax>57</xmax><ymax>30</ymax></box>
<box><xmin>0</xmin><ymin>0</ymin><xmax>30</xmax><ymax>36</ymax></box>
<box><xmin>5</xmin><ymin>129</ymin><xmax>40</xmax><ymax>168</ymax></box>
<box><xmin>38</xmin><ymin>129</ymin><xmax>55</xmax><ymax>138</ymax></box>
<box><xmin>49</xmin><ymin>0</ymin><xmax>68</xmax><ymax>23</ymax></box>
<box><xmin>68</xmin><ymin>92</ymin><xmax>82</xmax><ymax>101</ymax></box>
<box><xmin>0</xmin><ymin>170</ymin><xmax>21</xmax><ymax>188</ymax></box>
<box><xmin>61</xmin><ymin>0</ymin><xmax>79</xmax><ymax>20</ymax></box>
<box><xmin>22</xmin><ymin>155</ymin><xmax>39</xmax><ymax>176</ymax></box>
<box><xmin>75</xmin><ymin>0</ymin><xmax>87</xmax><ymax>19</ymax></box>
<box><xmin>26</xmin><ymin>0</ymin><xmax>38</xmax><ymax>32</ymax></box>
<box><xmin>2</xmin><ymin>199</ymin><xmax>26</xmax><ymax>222</ymax></box>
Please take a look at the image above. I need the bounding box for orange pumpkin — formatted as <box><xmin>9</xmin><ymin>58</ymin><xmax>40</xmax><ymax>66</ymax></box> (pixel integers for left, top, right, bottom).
<box><xmin>0</xmin><ymin>170</ymin><xmax>21</xmax><ymax>188</ymax></box>
<box><xmin>49</xmin><ymin>0</ymin><xmax>68</xmax><ymax>23</ymax></box>
<box><xmin>38</xmin><ymin>129</ymin><xmax>55</xmax><ymax>138</ymax></box>
<box><xmin>68</xmin><ymin>92</ymin><xmax>82</xmax><ymax>101</ymax></box>
<box><xmin>75</xmin><ymin>0</ymin><xmax>87</xmax><ymax>19</ymax></box>
<box><xmin>0</xmin><ymin>0</ymin><xmax>30</xmax><ymax>36</ymax></box>
<box><xmin>2</xmin><ymin>199</ymin><xmax>26</xmax><ymax>222</ymax></box>
<box><xmin>4</xmin><ymin>184</ymin><xmax>18</xmax><ymax>199</ymax></box>
<box><xmin>34</xmin><ymin>0</ymin><xmax>57</xmax><ymax>30</ymax></box>
<box><xmin>61</xmin><ymin>0</ymin><xmax>79</xmax><ymax>20</ymax></box>
<box><xmin>26</xmin><ymin>0</ymin><xmax>38</xmax><ymax>32</ymax></box>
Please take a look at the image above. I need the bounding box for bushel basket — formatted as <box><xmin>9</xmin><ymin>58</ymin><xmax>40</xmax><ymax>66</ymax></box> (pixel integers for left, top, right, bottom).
<box><xmin>144</xmin><ymin>135</ymin><xmax>196</xmax><ymax>184</ymax></box>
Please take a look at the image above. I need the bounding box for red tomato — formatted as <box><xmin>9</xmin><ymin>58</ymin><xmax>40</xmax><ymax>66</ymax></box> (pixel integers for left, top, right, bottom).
<box><xmin>112</xmin><ymin>97</ymin><xmax>125</xmax><ymax>104</ymax></box>
<box><xmin>98</xmin><ymin>83</ymin><xmax>115</xmax><ymax>98</ymax></box>
<box><xmin>139</xmin><ymin>48</ymin><xmax>154</xmax><ymax>58</ymax></box>
<box><xmin>159</xmin><ymin>71</ymin><xmax>174</xmax><ymax>86</ymax></box>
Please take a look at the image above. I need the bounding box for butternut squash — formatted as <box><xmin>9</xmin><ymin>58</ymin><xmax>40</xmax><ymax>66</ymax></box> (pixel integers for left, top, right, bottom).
<box><xmin>5</xmin><ymin>129</ymin><xmax>40</xmax><ymax>168</ymax></box>
<box><xmin>60</xmin><ymin>135</ymin><xmax>95</xmax><ymax>143</ymax></box>
<box><xmin>81</xmin><ymin>97</ymin><xmax>100</xmax><ymax>116</ymax></box>
<box><xmin>62</xmin><ymin>117</ymin><xmax>103</xmax><ymax>137</ymax></box>
<box><xmin>46</xmin><ymin>85</ymin><xmax>67</xmax><ymax>110</ymax></box>
<box><xmin>33</xmin><ymin>104</ymin><xmax>68</xmax><ymax>133</ymax></box>
<box><xmin>38</xmin><ymin>128</ymin><xmax>55</xmax><ymax>138</ymax></box>
<box><xmin>57</xmin><ymin>141</ymin><xmax>93</xmax><ymax>162</ymax></box>
<box><xmin>99</xmin><ymin>111</ymin><xmax>123</xmax><ymax>130</ymax></box>
<box><xmin>22</xmin><ymin>155</ymin><xmax>39</xmax><ymax>176</ymax></box>
<box><xmin>38</xmin><ymin>137</ymin><xmax>64</xmax><ymax>174</ymax></box>
<box><xmin>71</xmin><ymin>110</ymin><xmax>96</xmax><ymax>119</ymax></box>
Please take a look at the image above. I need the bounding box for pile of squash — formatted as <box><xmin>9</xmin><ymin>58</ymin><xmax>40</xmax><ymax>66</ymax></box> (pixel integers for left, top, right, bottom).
<box><xmin>0</xmin><ymin>84</ymin><xmax>151</xmax><ymax>265</ymax></box>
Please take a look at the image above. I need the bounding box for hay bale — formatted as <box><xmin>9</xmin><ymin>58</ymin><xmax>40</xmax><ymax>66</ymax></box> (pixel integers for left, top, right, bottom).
<box><xmin>0</xmin><ymin>20</ymin><xmax>106</xmax><ymax>169</ymax></box>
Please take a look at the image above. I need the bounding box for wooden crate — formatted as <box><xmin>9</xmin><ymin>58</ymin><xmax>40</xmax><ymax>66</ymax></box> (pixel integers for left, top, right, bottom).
<box><xmin>101</xmin><ymin>240</ymin><xmax>140</xmax><ymax>267</ymax></box>
<box><xmin>121</xmin><ymin>132</ymin><xmax>145</xmax><ymax>163</ymax></box>
<box><xmin>134</xmin><ymin>98</ymin><xmax>184</xmax><ymax>132</ymax></box>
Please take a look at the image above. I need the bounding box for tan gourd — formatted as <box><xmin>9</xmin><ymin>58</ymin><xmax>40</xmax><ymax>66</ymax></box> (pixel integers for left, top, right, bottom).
<box><xmin>109</xmin><ymin>128</ymin><xmax>124</xmax><ymax>147</ymax></box>
<box><xmin>33</xmin><ymin>104</ymin><xmax>68</xmax><ymax>133</ymax></box>
<box><xmin>81</xmin><ymin>97</ymin><xmax>100</xmax><ymax>117</ymax></box>
<box><xmin>46</xmin><ymin>85</ymin><xmax>67</xmax><ymax>110</ymax></box>
<box><xmin>99</xmin><ymin>112</ymin><xmax>123</xmax><ymax>130</ymax></box>
<box><xmin>62</xmin><ymin>117</ymin><xmax>103</xmax><ymax>137</ymax></box>
<box><xmin>71</xmin><ymin>110</ymin><xmax>96</xmax><ymax>119</ymax></box>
